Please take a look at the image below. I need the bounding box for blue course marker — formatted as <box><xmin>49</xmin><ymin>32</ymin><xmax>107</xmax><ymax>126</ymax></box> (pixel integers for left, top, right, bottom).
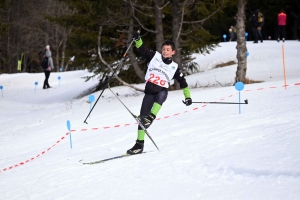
<box><xmin>34</xmin><ymin>82</ymin><xmax>38</xmax><ymax>93</ymax></box>
<box><xmin>67</xmin><ymin>120</ymin><xmax>71</xmax><ymax>131</ymax></box>
<box><xmin>223</xmin><ymin>34</ymin><xmax>227</xmax><ymax>42</ymax></box>
<box><xmin>0</xmin><ymin>85</ymin><xmax>3</xmax><ymax>97</ymax></box>
<box><xmin>245</xmin><ymin>32</ymin><xmax>248</xmax><ymax>41</ymax></box>
<box><xmin>59</xmin><ymin>68</ymin><xmax>62</xmax><ymax>72</ymax></box>
<box><xmin>88</xmin><ymin>94</ymin><xmax>95</xmax><ymax>118</ymax></box>
<box><xmin>66</xmin><ymin>120</ymin><xmax>72</xmax><ymax>148</ymax></box>
<box><xmin>58</xmin><ymin>76</ymin><xmax>61</xmax><ymax>87</ymax></box>
<box><xmin>246</xmin><ymin>52</ymin><xmax>249</xmax><ymax>57</ymax></box>
<box><xmin>89</xmin><ymin>94</ymin><xmax>95</xmax><ymax>103</ymax></box>
<box><xmin>235</xmin><ymin>82</ymin><xmax>245</xmax><ymax>114</ymax></box>
<box><xmin>235</xmin><ymin>82</ymin><xmax>244</xmax><ymax>91</ymax></box>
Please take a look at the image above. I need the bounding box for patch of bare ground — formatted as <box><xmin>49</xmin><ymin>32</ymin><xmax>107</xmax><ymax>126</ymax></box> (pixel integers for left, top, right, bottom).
<box><xmin>244</xmin><ymin>77</ymin><xmax>264</xmax><ymax>84</ymax></box>
<box><xmin>214</xmin><ymin>61</ymin><xmax>236</xmax><ymax>68</ymax></box>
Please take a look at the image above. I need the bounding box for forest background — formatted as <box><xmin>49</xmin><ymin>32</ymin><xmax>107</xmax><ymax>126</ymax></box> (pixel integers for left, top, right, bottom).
<box><xmin>0</xmin><ymin>0</ymin><xmax>299</xmax><ymax>89</ymax></box>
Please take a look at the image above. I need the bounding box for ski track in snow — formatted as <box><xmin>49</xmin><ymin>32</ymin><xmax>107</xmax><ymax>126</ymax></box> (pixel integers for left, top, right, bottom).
<box><xmin>0</xmin><ymin>41</ymin><xmax>300</xmax><ymax>200</ymax></box>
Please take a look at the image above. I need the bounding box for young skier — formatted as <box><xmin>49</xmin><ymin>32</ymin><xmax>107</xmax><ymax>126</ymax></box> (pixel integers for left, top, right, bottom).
<box><xmin>127</xmin><ymin>31</ymin><xmax>192</xmax><ymax>155</ymax></box>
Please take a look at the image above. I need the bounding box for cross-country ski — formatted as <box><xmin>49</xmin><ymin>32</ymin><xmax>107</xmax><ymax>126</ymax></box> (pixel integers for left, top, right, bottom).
<box><xmin>79</xmin><ymin>152</ymin><xmax>148</xmax><ymax>165</ymax></box>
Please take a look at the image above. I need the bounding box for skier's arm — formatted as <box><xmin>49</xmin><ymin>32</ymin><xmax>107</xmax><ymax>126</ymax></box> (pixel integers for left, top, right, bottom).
<box><xmin>173</xmin><ymin>68</ymin><xmax>188</xmax><ymax>89</ymax></box>
<box><xmin>134</xmin><ymin>38</ymin><xmax>156</xmax><ymax>63</ymax></box>
<box><xmin>173</xmin><ymin>68</ymin><xmax>192</xmax><ymax>105</ymax></box>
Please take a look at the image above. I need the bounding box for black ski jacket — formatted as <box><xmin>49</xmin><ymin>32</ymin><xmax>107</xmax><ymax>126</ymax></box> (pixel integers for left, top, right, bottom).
<box><xmin>137</xmin><ymin>44</ymin><xmax>188</xmax><ymax>94</ymax></box>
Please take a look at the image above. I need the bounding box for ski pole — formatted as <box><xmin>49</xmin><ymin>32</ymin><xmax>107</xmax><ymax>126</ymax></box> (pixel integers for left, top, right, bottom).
<box><xmin>183</xmin><ymin>99</ymin><xmax>248</xmax><ymax>105</ymax></box>
<box><xmin>107</xmin><ymin>84</ymin><xmax>159</xmax><ymax>151</ymax></box>
<box><xmin>83</xmin><ymin>39</ymin><xmax>135</xmax><ymax>124</ymax></box>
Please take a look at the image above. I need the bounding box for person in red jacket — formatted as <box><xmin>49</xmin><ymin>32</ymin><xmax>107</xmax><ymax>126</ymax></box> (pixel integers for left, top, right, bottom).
<box><xmin>277</xmin><ymin>9</ymin><xmax>287</xmax><ymax>42</ymax></box>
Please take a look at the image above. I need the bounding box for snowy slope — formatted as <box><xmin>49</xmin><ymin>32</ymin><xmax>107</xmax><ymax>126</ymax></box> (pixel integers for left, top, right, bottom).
<box><xmin>0</xmin><ymin>41</ymin><xmax>299</xmax><ymax>200</ymax></box>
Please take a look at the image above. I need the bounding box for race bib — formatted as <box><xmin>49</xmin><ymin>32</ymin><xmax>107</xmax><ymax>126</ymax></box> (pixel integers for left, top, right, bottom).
<box><xmin>145</xmin><ymin>52</ymin><xmax>178</xmax><ymax>88</ymax></box>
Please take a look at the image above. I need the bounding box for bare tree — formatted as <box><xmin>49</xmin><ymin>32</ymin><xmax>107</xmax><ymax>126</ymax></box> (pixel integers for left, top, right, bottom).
<box><xmin>127</xmin><ymin>2</ymin><xmax>147</xmax><ymax>81</ymax></box>
<box><xmin>97</xmin><ymin>25</ymin><xmax>144</xmax><ymax>92</ymax></box>
<box><xmin>0</xmin><ymin>0</ymin><xmax>71</xmax><ymax>73</ymax></box>
<box><xmin>127</xmin><ymin>0</ymin><xmax>224</xmax><ymax>90</ymax></box>
<box><xmin>234</xmin><ymin>0</ymin><xmax>247</xmax><ymax>84</ymax></box>
<box><xmin>153</xmin><ymin>0</ymin><xmax>167</xmax><ymax>51</ymax></box>
<box><xmin>44</xmin><ymin>1</ymin><xmax>72</xmax><ymax>72</ymax></box>
<box><xmin>171</xmin><ymin>0</ymin><xmax>224</xmax><ymax>89</ymax></box>
<box><xmin>170</xmin><ymin>0</ymin><xmax>186</xmax><ymax>90</ymax></box>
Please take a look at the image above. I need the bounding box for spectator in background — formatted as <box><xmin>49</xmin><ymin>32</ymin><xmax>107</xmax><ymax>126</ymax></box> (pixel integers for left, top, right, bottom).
<box><xmin>229</xmin><ymin>13</ymin><xmax>238</xmax><ymax>42</ymax></box>
<box><xmin>297</xmin><ymin>13</ymin><xmax>300</xmax><ymax>41</ymax></box>
<box><xmin>257</xmin><ymin>9</ymin><xmax>264</xmax><ymax>43</ymax></box>
<box><xmin>277</xmin><ymin>9</ymin><xmax>287</xmax><ymax>42</ymax></box>
<box><xmin>229</xmin><ymin>25</ymin><xmax>236</xmax><ymax>41</ymax></box>
<box><xmin>234</xmin><ymin>13</ymin><xmax>238</xmax><ymax>24</ymax></box>
<box><xmin>251</xmin><ymin>8</ymin><xmax>259</xmax><ymax>43</ymax></box>
<box><xmin>43</xmin><ymin>45</ymin><xmax>54</xmax><ymax>89</ymax></box>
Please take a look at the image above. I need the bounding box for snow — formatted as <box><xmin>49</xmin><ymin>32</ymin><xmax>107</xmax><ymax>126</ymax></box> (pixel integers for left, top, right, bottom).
<box><xmin>0</xmin><ymin>41</ymin><xmax>300</xmax><ymax>200</ymax></box>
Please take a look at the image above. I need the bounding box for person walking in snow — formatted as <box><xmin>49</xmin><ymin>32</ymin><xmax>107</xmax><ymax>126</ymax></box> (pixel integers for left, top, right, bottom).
<box><xmin>43</xmin><ymin>45</ymin><xmax>54</xmax><ymax>89</ymax></box>
<box><xmin>257</xmin><ymin>9</ymin><xmax>264</xmax><ymax>43</ymax></box>
<box><xmin>229</xmin><ymin>14</ymin><xmax>238</xmax><ymax>42</ymax></box>
<box><xmin>277</xmin><ymin>9</ymin><xmax>287</xmax><ymax>42</ymax></box>
<box><xmin>251</xmin><ymin>8</ymin><xmax>259</xmax><ymax>43</ymax></box>
<box><xmin>127</xmin><ymin>31</ymin><xmax>192</xmax><ymax>155</ymax></box>
<box><xmin>229</xmin><ymin>25</ymin><xmax>236</xmax><ymax>41</ymax></box>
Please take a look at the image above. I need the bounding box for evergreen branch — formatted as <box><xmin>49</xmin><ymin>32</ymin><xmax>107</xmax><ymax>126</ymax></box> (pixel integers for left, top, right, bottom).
<box><xmin>97</xmin><ymin>25</ymin><xmax>143</xmax><ymax>92</ymax></box>
<box><xmin>129</xmin><ymin>0</ymin><xmax>156</xmax><ymax>33</ymax></box>
<box><xmin>131</xmin><ymin>3</ymin><xmax>154</xmax><ymax>17</ymax></box>
<box><xmin>154</xmin><ymin>1</ymin><xmax>170</xmax><ymax>10</ymax></box>
<box><xmin>97</xmin><ymin>26</ymin><xmax>110</xmax><ymax>67</ymax></box>
<box><xmin>182</xmin><ymin>0</ymin><xmax>224</xmax><ymax>24</ymax></box>
<box><xmin>176</xmin><ymin>0</ymin><xmax>189</xmax><ymax>41</ymax></box>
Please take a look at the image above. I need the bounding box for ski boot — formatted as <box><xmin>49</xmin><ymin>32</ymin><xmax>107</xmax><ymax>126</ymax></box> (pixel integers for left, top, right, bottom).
<box><xmin>127</xmin><ymin>140</ymin><xmax>144</xmax><ymax>155</ymax></box>
<box><xmin>138</xmin><ymin>113</ymin><xmax>156</xmax><ymax>129</ymax></box>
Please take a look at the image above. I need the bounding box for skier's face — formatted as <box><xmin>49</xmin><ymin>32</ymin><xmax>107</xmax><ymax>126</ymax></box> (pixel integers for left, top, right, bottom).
<box><xmin>162</xmin><ymin>45</ymin><xmax>175</xmax><ymax>58</ymax></box>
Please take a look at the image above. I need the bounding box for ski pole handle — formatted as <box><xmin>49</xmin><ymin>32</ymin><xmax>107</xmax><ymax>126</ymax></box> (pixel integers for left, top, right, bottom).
<box><xmin>132</xmin><ymin>29</ymin><xmax>141</xmax><ymax>41</ymax></box>
<box><xmin>182</xmin><ymin>99</ymin><xmax>248</xmax><ymax>105</ymax></box>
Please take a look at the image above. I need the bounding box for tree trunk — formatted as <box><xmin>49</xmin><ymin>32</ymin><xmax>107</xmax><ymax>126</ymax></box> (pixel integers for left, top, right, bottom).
<box><xmin>154</xmin><ymin>0</ymin><xmax>164</xmax><ymax>52</ymax></box>
<box><xmin>172</xmin><ymin>0</ymin><xmax>182</xmax><ymax>90</ymax></box>
<box><xmin>22</xmin><ymin>54</ymin><xmax>27</xmax><ymax>72</ymax></box>
<box><xmin>97</xmin><ymin>26</ymin><xmax>144</xmax><ymax>92</ymax></box>
<box><xmin>60</xmin><ymin>37</ymin><xmax>67</xmax><ymax>72</ymax></box>
<box><xmin>62</xmin><ymin>28</ymin><xmax>71</xmax><ymax>72</ymax></box>
<box><xmin>235</xmin><ymin>0</ymin><xmax>248</xmax><ymax>84</ymax></box>
<box><xmin>55</xmin><ymin>48</ymin><xmax>59</xmax><ymax>72</ymax></box>
<box><xmin>128</xmin><ymin>4</ymin><xmax>145</xmax><ymax>81</ymax></box>
<box><xmin>6</xmin><ymin>1</ymin><xmax>11</xmax><ymax>73</ymax></box>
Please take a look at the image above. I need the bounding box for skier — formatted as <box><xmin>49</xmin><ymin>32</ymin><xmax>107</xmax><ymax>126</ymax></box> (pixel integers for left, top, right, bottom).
<box><xmin>43</xmin><ymin>45</ymin><xmax>54</xmax><ymax>89</ymax></box>
<box><xmin>127</xmin><ymin>31</ymin><xmax>192</xmax><ymax>155</ymax></box>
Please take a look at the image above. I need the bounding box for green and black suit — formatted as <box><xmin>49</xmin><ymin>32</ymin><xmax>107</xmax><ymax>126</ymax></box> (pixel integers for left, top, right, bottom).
<box><xmin>135</xmin><ymin>38</ymin><xmax>191</xmax><ymax>140</ymax></box>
